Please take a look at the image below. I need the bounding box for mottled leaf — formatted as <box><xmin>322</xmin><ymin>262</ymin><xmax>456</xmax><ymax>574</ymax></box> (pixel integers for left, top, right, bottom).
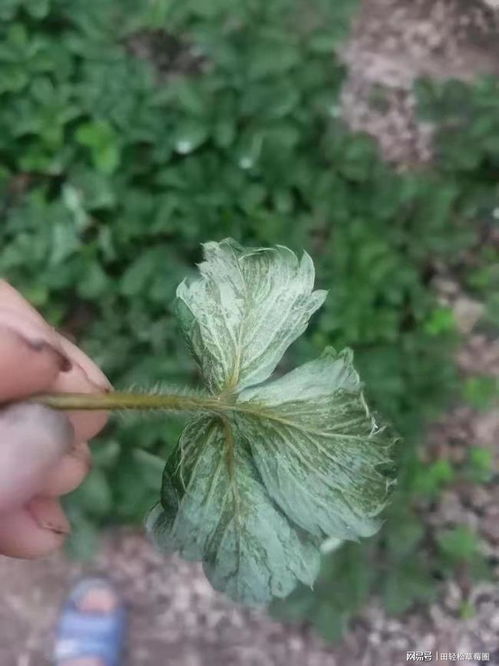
<box><xmin>175</xmin><ymin>238</ymin><xmax>327</xmax><ymax>393</ymax></box>
<box><xmin>147</xmin><ymin>417</ymin><xmax>320</xmax><ymax>604</ymax></box>
<box><xmin>148</xmin><ymin>240</ymin><xmax>398</xmax><ymax>605</ymax></box>
<box><xmin>237</xmin><ymin>348</ymin><xmax>395</xmax><ymax>541</ymax></box>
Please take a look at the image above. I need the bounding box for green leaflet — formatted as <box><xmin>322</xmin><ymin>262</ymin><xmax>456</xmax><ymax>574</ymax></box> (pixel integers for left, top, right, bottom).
<box><xmin>147</xmin><ymin>417</ymin><xmax>321</xmax><ymax>604</ymax></box>
<box><xmin>147</xmin><ymin>240</ymin><xmax>398</xmax><ymax>604</ymax></box>
<box><xmin>237</xmin><ymin>348</ymin><xmax>395</xmax><ymax>541</ymax></box>
<box><xmin>175</xmin><ymin>238</ymin><xmax>327</xmax><ymax>393</ymax></box>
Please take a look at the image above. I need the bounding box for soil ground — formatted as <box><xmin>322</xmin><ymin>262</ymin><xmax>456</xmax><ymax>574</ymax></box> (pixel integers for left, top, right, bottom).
<box><xmin>1</xmin><ymin>1</ymin><xmax>499</xmax><ymax>664</ymax></box>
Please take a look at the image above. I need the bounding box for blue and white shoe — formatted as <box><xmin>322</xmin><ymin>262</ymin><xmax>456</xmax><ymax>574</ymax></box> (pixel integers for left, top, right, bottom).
<box><xmin>54</xmin><ymin>577</ymin><xmax>127</xmax><ymax>666</ymax></box>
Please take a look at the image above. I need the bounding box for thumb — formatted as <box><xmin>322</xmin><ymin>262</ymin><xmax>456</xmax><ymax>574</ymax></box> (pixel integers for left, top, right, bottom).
<box><xmin>0</xmin><ymin>402</ymin><xmax>74</xmax><ymax>511</ymax></box>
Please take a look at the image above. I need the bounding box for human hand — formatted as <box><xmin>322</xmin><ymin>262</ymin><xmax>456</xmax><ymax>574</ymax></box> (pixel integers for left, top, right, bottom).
<box><xmin>0</xmin><ymin>280</ymin><xmax>111</xmax><ymax>558</ymax></box>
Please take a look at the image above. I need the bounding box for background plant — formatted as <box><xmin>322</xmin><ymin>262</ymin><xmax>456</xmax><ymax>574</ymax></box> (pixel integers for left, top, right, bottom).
<box><xmin>0</xmin><ymin>0</ymin><xmax>496</xmax><ymax>640</ymax></box>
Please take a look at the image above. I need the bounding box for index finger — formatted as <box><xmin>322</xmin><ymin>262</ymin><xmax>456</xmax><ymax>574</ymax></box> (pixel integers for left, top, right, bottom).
<box><xmin>0</xmin><ymin>280</ymin><xmax>111</xmax><ymax>440</ymax></box>
<box><xmin>49</xmin><ymin>334</ymin><xmax>112</xmax><ymax>441</ymax></box>
<box><xmin>0</xmin><ymin>310</ymin><xmax>70</xmax><ymax>402</ymax></box>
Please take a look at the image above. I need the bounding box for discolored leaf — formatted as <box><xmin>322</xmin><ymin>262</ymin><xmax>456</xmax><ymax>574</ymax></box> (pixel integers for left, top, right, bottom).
<box><xmin>175</xmin><ymin>238</ymin><xmax>327</xmax><ymax>393</ymax></box>
<box><xmin>148</xmin><ymin>240</ymin><xmax>398</xmax><ymax>604</ymax></box>
<box><xmin>237</xmin><ymin>348</ymin><xmax>395</xmax><ymax>541</ymax></box>
<box><xmin>148</xmin><ymin>416</ymin><xmax>320</xmax><ymax>604</ymax></box>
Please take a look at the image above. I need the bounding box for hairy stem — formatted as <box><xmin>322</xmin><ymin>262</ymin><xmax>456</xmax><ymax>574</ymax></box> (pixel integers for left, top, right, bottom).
<box><xmin>34</xmin><ymin>391</ymin><xmax>225</xmax><ymax>412</ymax></box>
<box><xmin>33</xmin><ymin>391</ymin><xmax>277</xmax><ymax>424</ymax></box>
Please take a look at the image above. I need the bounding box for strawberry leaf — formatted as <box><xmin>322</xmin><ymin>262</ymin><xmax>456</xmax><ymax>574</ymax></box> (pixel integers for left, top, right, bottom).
<box><xmin>147</xmin><ymin>240</ymin><xmax>399</xmax><ymax>604</ymax></box>
<box><xmin>175</xmin><ymin>238</ymin><xmax>327</xmax><ymax>393</ymax></box>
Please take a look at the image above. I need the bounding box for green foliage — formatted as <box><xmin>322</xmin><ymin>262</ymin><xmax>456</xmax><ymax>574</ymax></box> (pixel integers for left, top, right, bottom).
<box><xmin>417</xmin><ymin>76</ymin><xmax>499</xmax><ymax>173</ymax></box>
<box><xmin>416</xmin><ymin>75</ymin><xmax>499</xmax><ymax>332</ymax></box>
<box><xmin>459</xmin><ymin>600</ymin><xmax>475</xmax><ymax>620</ymax></box>
<box><xmin>435</xmin><ymin>524</ymin><xmax>491</xmax><ymax>582</ymax></box>
<box><xmin>271</xmin><ymin>541</ymin><xmax>374</xmax><ymax>641</ymax></box>
<box><xmin>148</xmin><ymin>241</ymin><xmax>397</xmax><ymax>604</ymax></box>
<box><xmin>464</xmin><ymin>446</ymin><xmax>495</xmax><ymax>484</ymax></box>
<box><xmin>437</xmin><ymin>525</ymin><xmax>478</xmax><ymax>563</ymax></box>
<box><xmin>463</xmin><ymin>376</ymin><xmax>498</xmax><ymax>411</ymax></box>
<box><xmin>0</xmin><ymin>0</ymin><xmax>493</xmax><ymax>639</ymax></box>
<box><xmin>409</xmin><ymin>459</ymin><xmax>455</xmax><ymax>498</ymax></box>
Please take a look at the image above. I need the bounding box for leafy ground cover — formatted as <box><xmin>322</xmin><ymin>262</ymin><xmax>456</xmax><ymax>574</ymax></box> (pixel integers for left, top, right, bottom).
<box><xmin>0</xmin><ymin>0</ymin><xmax>497</xmax><ymax>641</ymax></box>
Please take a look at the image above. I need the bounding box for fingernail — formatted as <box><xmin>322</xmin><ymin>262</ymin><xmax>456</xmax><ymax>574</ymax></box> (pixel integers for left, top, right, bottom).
<box><xmin>69</xmin><ymin>441</ymin><xmax>92</xmax><ymax>471</ymax></box>
<box><xmin>27</xmin><ymin>497</ymin><xmax>71</xmax><ymax>536</ymax></box>
<box><xmin>21</xmin><ymin>335</ymin><xmax>72</xmax><ymax>372</ymax></box>
<box><xmin>56</xmin><ymin>336</ymin><xmax>112</xmax><ymax>392</ymax></box>
<box><xmin>0</xmin><ymin>323</ymin><xmax>72</xmax><ymax>372</ymax></box>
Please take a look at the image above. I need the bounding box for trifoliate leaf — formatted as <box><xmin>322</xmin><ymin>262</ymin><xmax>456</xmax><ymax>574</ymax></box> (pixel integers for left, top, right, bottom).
<box><xmin>147</xmin><ymin>239</ymin><xmax>399</xmax><ymax>605</ymax></box>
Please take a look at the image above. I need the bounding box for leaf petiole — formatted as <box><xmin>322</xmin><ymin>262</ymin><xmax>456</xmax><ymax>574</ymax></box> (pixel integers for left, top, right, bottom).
<box><xmin>33</xmin><ymin>391</ymin><xmax>225</xmax><ymax>413</ymax></box>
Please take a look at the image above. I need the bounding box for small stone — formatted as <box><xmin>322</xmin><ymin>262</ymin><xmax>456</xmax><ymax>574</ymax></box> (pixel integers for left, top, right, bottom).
<box><xmin>453</xmin><ymin>297</ymin><xmax>486</xmax><ymax>334</ymax></box>
<box><xmin>481</xmin><ymin>515</ymin><xmax>499</xmax><ymax>544</ymax></box>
